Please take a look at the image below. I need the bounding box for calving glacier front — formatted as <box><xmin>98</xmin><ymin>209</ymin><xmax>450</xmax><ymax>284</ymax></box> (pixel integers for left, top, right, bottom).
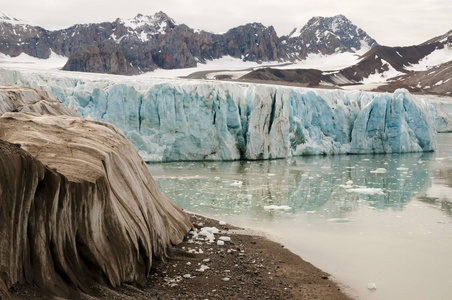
<box><xmin>0</xmin><ymin>69</ymin><xmax>436</xmax><ymax>161</ymax></box>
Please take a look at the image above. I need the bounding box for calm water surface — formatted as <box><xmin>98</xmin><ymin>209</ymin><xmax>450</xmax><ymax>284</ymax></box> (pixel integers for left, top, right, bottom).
<box><xmin>148</xmin><ymin>134</ymin><xmax>452</xmax><ymax>300</ymax></box>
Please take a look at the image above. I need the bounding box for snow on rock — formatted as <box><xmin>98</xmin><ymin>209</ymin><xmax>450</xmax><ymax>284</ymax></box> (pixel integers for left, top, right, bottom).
<box><xmin>0</xmin><ymin>69</ymin><xmax>437</xmax><ymax>161</ymax></box>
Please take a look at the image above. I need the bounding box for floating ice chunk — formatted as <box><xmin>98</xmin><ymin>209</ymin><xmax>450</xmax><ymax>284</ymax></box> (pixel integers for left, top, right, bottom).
<box><xmin>346</xmin><ymin>180</ymin><xmax>353</xmax><ymax>185</ymax></box>
<box><xmin>183</xmin><ymin>274</ymin><xmax>191</xmax><ymax>279</ymax></box>
<box><xmin>367</xmin><ymin>282</ymin><xmax>377</xmax><ymax>290</ymax></box>
<box><xmin>214</xmin><ymin>176</ymin><xmax>221</xmax><ymax>180</ymax></box>
<box><xmin>219</xmin><ymin>236</ymin><xmax>231</xmax><ymax>242</ymax></box>
<box><xmin>397</xmin><ymin>167</ymin><xmax>409</xmax><ymax>171</ymax></box>
<box><xmin>327</xmin><ymin>218</ymin><xmax>354</xmax><ymax>223</ymax></box>
<box><xmin>346</xmin><ymin>188</ymin><xmax>384</xmax><ymax>195</ymax></box>
<box><xmin>217</xmin><ymin>240</ymin><xmax>225</xmax><ymax>246</ymax></box>
<box><xmin>370</xmin><ymin>168</ymin><xmax>387</xmax><ymax>173</ymax></box>
<box><xmin>264</xmin><ymin>205</ymin><xmax>291</xmax><ymax>211</ymax></box>
<box><xmin>219</xmin><ymin>221</ymin><xmax>226</xmax><ymax>226</ymax></box>
<box><xmin>268</xmin><ymin>173</ymin><xmax>275</xmax><ymax>176</ymax></box>
<box><xmin>222</xmin><ymin>277</ymin><xmax>230</xmax><ymax>282</ymax></box>
<box><xmin>230</xmin><ymin>180</ymin><xmax>243</xmax><ymax>187</ymax></box>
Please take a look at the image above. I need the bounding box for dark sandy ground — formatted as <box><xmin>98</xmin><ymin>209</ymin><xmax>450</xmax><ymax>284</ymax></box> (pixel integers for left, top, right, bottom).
<box><xmin>9</xmin><ymin>213</ymin><xmax>352</xmax><ymax>300</ymax></box>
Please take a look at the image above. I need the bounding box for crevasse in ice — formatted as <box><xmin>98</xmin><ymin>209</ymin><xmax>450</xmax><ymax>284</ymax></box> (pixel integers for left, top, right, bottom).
<box><xmin>0</xmin><ymin>69</ymin><xmax>437</xmax><ymax>161</ymax></box>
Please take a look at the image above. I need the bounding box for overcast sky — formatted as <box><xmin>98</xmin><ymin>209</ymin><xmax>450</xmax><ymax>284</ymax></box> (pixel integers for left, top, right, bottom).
<box><xmin>1</xmin><ymin>0</ymin><xmax>451</xmax><ymax>46</ymax></box>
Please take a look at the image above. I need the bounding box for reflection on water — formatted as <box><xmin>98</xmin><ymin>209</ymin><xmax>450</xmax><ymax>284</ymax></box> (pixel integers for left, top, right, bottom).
<box><xmin>147</xmin><ymin>134</ymin><xmax>452</xmax><ymax>300</ymax></box>
<box><xmin>149</xmin><ymin>152</ymin><xmax>434</xmax><ymax>219</ymax></box>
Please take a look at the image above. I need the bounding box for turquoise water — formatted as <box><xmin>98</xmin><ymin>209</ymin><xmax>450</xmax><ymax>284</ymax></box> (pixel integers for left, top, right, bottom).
<box><xmin>148</xmin><ymin>134</ymin><xmax>452</xmax><ymax>300</ymax></box>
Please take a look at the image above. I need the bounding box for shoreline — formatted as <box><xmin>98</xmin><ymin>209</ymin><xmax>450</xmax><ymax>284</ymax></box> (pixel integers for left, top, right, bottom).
<box><xmin>10</xmin><ymin>213</ymin><xmax>353</xmax><ymax>299</ymax></box>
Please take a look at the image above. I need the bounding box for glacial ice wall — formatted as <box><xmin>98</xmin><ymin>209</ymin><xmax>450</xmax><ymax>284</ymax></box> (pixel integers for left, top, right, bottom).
<box><xmin>0</xmin><ymin>69</ymin><xmax>437</xmax><ymax>161</ymax></box>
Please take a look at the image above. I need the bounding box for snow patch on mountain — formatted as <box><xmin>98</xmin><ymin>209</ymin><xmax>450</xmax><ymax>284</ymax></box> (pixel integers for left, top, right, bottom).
<box><xmin>118</xmin><ymin>11</ymin><xmax>176</xmax><ymax>35</ymax></box>
<box><xmin>406</xmin><ymin>45</ymin><xmax>452</xmax><ymax>72</ymax></box>
<box><xmin>0</xmin><ymin>12</ymin><xmax>28</xmax><ymax>26</ymax></box>
<box><xmin>0</xmin><ymin>51</ymin><xmax>67</xmax><ymax>70</ymax></box>
<box><xmin>362</xmin><ymin>59</ymin><xmax>403</xmax><ymax>84</ymax></box>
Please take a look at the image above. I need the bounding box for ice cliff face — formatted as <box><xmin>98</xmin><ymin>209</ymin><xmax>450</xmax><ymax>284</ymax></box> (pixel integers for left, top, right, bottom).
<box><xmin>0</xmin><ymin>69</ymin><xmax>437</xmax><ymax>161</ymax></box>
<box><xmin>0</xmin><ymin>86</ymin><xmax>191</xmax><ymax>297</ymax></box>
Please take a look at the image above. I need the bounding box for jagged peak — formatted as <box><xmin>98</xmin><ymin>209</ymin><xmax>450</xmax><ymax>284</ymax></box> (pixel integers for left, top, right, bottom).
<box><xmin>118</xmin><ymin>11</ymin><xmax>177</xmax><ymax>31</ymax></box>
<box><xmin>0</xmin><ymin>11</ymin><xmax>29</xmax><ymax>26</ymax></box>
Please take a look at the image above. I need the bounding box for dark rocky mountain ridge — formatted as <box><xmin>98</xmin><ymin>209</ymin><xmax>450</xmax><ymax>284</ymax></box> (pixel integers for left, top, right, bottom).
<box><xmin>242</xmin><ymin>29</ymin><xmax>452</xmax><ymax>95</ymax></box>
<box><xmin>0</xmin><ymin>12</ymin><xmax>377</xmax><ymax>75</ymax></box>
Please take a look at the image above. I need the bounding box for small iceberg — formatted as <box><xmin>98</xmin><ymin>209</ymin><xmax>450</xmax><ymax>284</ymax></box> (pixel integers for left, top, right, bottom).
<box><xmin>230</xmin><ymin>180</ymin><xmax>243</xmax><ymax>187</ymax></box>
<box><xmin>327</xmin><ymin>218</ymin><xmax>354</xmax><ymax>223</ymax></box>
<box><xmin>264</xmin><ymin>205</ymin><xmax>291</xmax><ymax>211</ymax></box>
<box><xmin>396</xmin><ymin>167</ymin><xmax>409</xmax><ymax>171</ymax></box>
<box><xmin>346</xmin><ymin>187</ymin><xmax>384</xmax><ymax>195</ymax></box>
<box><xmin>370</xmin><ymin>168</ymin><xmax>387</xmax><ymax>173</ymax></box>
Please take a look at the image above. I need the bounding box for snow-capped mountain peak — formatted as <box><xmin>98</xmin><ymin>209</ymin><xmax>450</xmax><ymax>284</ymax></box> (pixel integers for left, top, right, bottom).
<box><xmin>288</xmin><ymin>15</ymin><xmax>377</xmax><ymax>55</ymax></box>
<box><xmin>118</xmin><ymin>11</ymin><xmax>177</xmax><ymax>34</ymax></box>
<box><xmin>0</xmin><ymin>12</ymin><xmax>29</xmax><ymax>26</ymax></box>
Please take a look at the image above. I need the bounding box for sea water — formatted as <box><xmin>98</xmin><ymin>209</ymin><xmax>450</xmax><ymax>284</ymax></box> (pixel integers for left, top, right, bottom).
<box><xmin>148</xmin><ymin>133</ymin><xmax>452</xmax><ymax>300</ymax></box>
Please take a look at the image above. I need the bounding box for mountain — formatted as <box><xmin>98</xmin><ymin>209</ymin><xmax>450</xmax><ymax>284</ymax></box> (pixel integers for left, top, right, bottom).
<box><xmin>0</xmin><ymin>12</ymin><xmax>51</xmax><ymax>58</ymax></box>
<box><xmin>0</xmin><ymin>11</ymin><xmax>378</xmax><ymax>75</ymax></box>
<box><xmin>281</xmin><ymin>15</ymin><xmax>377</xmax><ymax>60</ymax></box>
<box><xmin>242</xmin><ymin>29</ymin><xmax>452</xmax><ymax>95</ymax></box>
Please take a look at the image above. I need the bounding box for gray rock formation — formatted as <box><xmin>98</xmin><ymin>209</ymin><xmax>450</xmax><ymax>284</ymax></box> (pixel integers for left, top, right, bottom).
<box><xmin>62</xmin><ymin>40</ymin><xmax>137</xmax><ymax>75</ymax></box>
<box><xmin>0</xmin><ymin>86</ymin><xmax>191</xmax><ymax>297</ymax></box>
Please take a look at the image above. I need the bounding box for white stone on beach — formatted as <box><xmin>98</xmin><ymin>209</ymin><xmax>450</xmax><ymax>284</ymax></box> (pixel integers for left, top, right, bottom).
<box><xmin>219</xmin><ymin>236</ymin><xmax>231</xmax><ymax>242</ymax></box>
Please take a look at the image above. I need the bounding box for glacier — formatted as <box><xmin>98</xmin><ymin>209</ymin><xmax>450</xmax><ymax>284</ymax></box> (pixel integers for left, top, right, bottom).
<box><xmin>0</xmin><ymin>68</ymin><xmax>437</xmax><ymax>161</ymax></box>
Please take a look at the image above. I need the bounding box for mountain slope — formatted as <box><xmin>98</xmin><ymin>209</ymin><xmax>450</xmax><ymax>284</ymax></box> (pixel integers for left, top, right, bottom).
<box><xmin>241</xmin><ymin>29</ymin><xmax>452</xmax><ymax>95</ymax></box>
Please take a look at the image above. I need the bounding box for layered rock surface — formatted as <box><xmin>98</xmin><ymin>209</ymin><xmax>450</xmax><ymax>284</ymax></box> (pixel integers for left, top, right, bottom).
<box><xmin>0</xmin><ymin>86</ymin><xmax>191</xmax><ymax>297</ymax></box>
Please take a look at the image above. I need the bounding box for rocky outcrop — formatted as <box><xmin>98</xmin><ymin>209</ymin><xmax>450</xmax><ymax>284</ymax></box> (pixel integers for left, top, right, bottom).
<box><xmin>223</xmin><ymin>23</ymin><xmax>282</xmax><ymax>62</ymax></box>
<box><xmin>62</xmin><ymin>40</ymin><xmax>138</xmax><ymax>75</ymax></box>
<box><xmin>0</xmin><ymin>86</ymin><xmax>191</xmax><ymax>297</ymax></box>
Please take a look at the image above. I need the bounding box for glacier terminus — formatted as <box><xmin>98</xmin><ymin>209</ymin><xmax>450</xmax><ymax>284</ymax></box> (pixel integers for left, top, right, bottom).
<box><xmin>0</xmin><ymin>69</ymin><xmax>438</xmax><ymax>162</ymax></box>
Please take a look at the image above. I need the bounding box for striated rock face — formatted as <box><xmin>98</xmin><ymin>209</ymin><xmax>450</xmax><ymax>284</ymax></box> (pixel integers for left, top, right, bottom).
<box><xmin>0</xmin><ymin>86</ymin><xmax>191</xmax><ymax>297</ymax></box>
<box><xmin>223</xmin><ymin>23</ymin><xmax>281</xmax><ymax>62</ymax></box>
<box><xmin>62</xmin><ymin>40</ymin><xmax>137</xmax><ymax>75</ymax></box>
